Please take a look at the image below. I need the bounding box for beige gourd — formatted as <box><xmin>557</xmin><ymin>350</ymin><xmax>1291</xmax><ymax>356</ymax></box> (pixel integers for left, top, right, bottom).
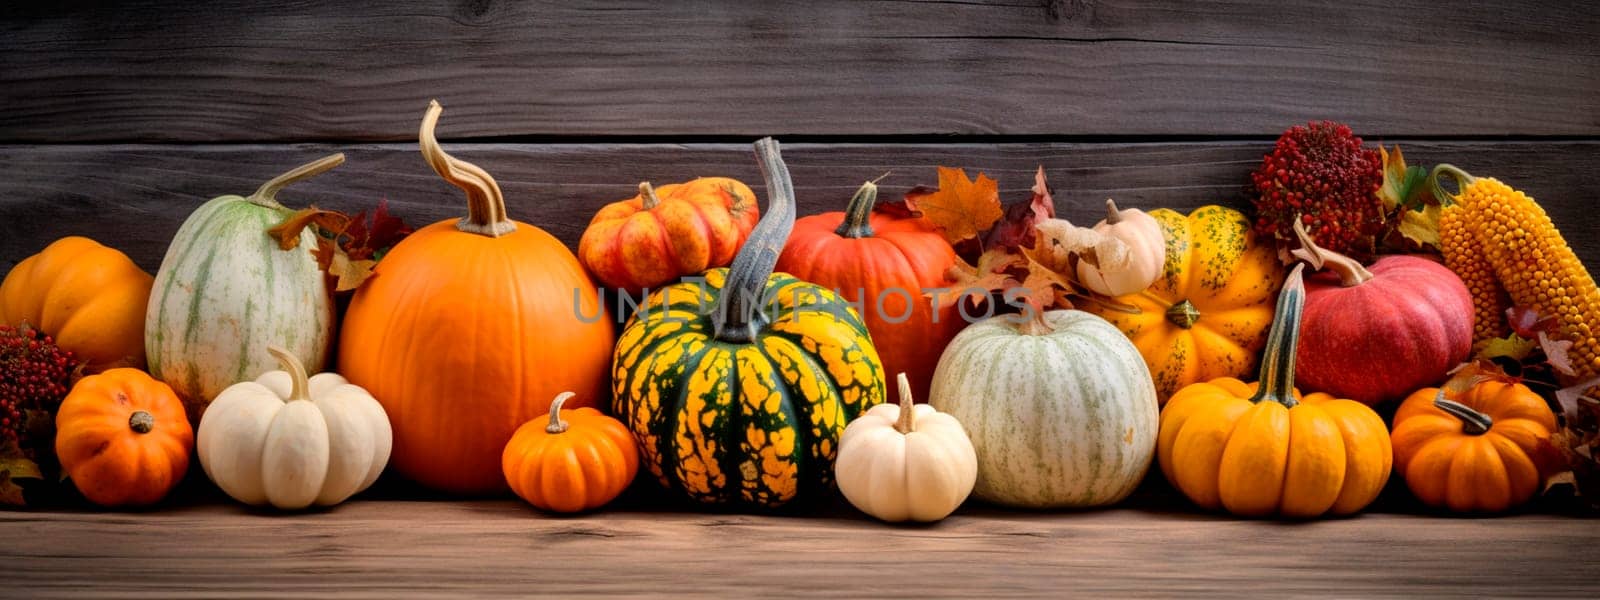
<box><xmin>1076</xmin><ymin>199</ymin><xmax>1166</xmax><ymax>297</ymax></box>
<box><xmin>197</xmin><ymin>345</ymin><xmax>392</xmax><ymax>510</ymax></box>
<box><xmin>836</xmin><ymin>373</ymin><xmax>977</xmax><ymax>523</ymax></box>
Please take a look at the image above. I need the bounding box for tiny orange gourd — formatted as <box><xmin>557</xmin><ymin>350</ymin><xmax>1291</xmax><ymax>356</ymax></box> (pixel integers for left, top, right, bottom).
<box><xmin>1391</xmin><ymin>381</ymin><xmax>1560</xmax><ymax>513</ymax></box>
<box><xmin>0</xmin><ymin>237</ymin><xmax>154</xmax><ymax>373</ymax></box>
<box><xmin>55</xmin><ymin>369</ymin><xmax>193</xmax><ymax>507</ymax></box>
<box><xmin>578</xmin><ymin>178</ymin><xmax>759</xmax><ymax>291</ymax></box>
<box><xmin>502</xmin><ymin>392</ymin><xmax>639</xmax><ymax>513</ymax></box>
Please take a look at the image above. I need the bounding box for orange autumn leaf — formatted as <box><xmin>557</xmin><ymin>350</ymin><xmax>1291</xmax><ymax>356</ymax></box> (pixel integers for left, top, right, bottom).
<box><xmin>906</xmin><ymin>167</ymin><xmax>1003</xmax><ymax>245</ymax></box>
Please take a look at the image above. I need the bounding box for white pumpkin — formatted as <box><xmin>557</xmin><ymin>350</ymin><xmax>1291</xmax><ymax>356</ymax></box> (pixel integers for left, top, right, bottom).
<box><xmin>837</xmin><ymin>372</ymin><xmax>977</xmax><ymax>523</ymax></box>
<box><xmin>197</xmin><ymin>345</ymin><xmax>391</xmax><ymax>510</ymax></box>
<box><xmin>1075</xmin><ymin>199</ymin><xmax>1165</xmax><ymax>297</ymax></box>
<box><xmin>929</xmin><ymin>310</ymin><xmax>1158</xmax><ymax>508</ymax></box>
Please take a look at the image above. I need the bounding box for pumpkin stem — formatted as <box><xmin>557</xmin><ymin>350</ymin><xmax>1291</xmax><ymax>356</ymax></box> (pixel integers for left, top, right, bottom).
<box><xmin>546</xmin><ymin>391</ymin><xmax>576</xmax><ymax>434</ymax></box>
<box><xmin>1104</xmin><ymin>198</ymin><xmax>1123</xmax><ymax>225</ymax></box>
<box><xmin>266</xmin><ymin>345</ymin><xmax>311</xmax><ymax>402</ymax></box>
<box><xmin>835</xmin><ymin>180</ymin><xmax>879</xmax><ymax>239</ymax></box>
<box><xmin>894</xmin><ymin>372</ymin><xmax>916</xmax><ymax>434</ymax></box>
<box><xmin>712</xmin><ymin>137</ymin><xmax>795</xmax><ymax>344</ymax></box>
<box><xmin>1289</xmin><ymin>218</ymin><xmax>1373</xmax><ymax>287</ymax></box>
<box><xmin>1434</xmin><ymin>391</ymin><xmax>1494</xmax><ymax>435</ymax></box>
<box><xmin>1165</xmin><ymin>300</ymin><xmax>1200</xmax><ymax>329</ymax></box>
<box><xmin>420</xmin><ymin>100</ymin><xmax>516</xmax><ymax>238</ymax></box>
<box><xmin>1247</xmin><ymin>264</ymin><xmax>1306</xmax><ymax>408</ymax></box>
<box><xmin>1428</xmin><ymin>164</ymin><xmax>1477</xmax><ymax>208</ymax></box>
<box><xmin>639</xmin><ymin>182</ymin><xmax>662</xmax><ymax>210</ymax></box>
<box><xmin>128</xmin><ymin>410</ymin><xmax>155</xmax><ymax>434</ymax></box>
<box><xmin>246</xmin><ymin>153</ymin><xmax>346</xmax><ymax>210</ymax></box>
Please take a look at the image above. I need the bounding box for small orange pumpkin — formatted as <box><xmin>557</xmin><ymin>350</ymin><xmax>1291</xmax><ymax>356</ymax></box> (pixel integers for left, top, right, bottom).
<box><xmin>1392</xmin><ymin>381</ymin><xmax>1560</xmax><ymax>513</ymax></box>
<box><xmin>578</xmin><ymin>178</ymin><xmax>759</xmax><ymax>291</ymax></box>
<box><xmin>502</xmin><ymin>392</ymin><xmax>639</xmax><ymax>513</ymax></box>
<box><xmin>55</xmin><ymin>369</ymin><xmax>193</xmax><ymax>507</ymax></box>
<box><xmin>0</xmin><ymin>237</ymin><xmax>154</xmax><ymax>372</ymax></box>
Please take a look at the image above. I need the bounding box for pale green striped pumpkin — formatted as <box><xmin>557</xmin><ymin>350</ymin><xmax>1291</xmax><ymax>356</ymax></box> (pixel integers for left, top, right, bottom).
<box><xmin>145</xmin><ymin>155</ymin><xmax>341</xmax><ymax>421</ymax></box>
<box><xmin>929</xmin><ymin>310</ymin><xmax>1158</xmax><ymax>508</ymax></box>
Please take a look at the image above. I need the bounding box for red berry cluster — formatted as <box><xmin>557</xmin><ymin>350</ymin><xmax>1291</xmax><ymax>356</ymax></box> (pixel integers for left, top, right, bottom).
<box><xmin>1250</xmin><ymin>121</ymin><xmax>1384</xmax><ymax>259</ymax></box>
<box><xmin>0</xmin><ymin>324</ymin><xmax>77</xmax><ymax>449</ymax></box>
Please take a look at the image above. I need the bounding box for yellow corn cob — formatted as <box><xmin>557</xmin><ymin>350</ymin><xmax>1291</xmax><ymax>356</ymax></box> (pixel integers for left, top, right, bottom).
<box><xmin>1439</xmin><ymin>200</ymin><xmax>1512</xmax><ymax>344</ymax></box>
<box><xmin>1437</xmin><ymin>165</ymin><xmax>1600</xmax><ymax>381</ymax></box>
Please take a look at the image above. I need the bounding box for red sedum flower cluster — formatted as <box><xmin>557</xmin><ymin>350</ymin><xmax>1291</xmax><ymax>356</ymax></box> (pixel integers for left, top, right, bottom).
<box><xmin>1251</xmin><ymin>121</ymin><xmax>1385</xmax><ymax>259</ymax></box>
<box><xmin>0</xmin><ymin>324</ymin><xmax>76</xmax><ymax>450</ymax></box>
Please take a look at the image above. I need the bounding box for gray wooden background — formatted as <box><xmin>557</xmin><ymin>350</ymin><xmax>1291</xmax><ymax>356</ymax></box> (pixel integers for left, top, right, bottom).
<box><xmin>4</xmin><ymin>2</ymin><xmax>1600</xmax><ymax>597</ymax></box>
<box><xmin>2</xmin><ymin>0</ymin><xmax>1597</xmax><ymax>274</ymax></box>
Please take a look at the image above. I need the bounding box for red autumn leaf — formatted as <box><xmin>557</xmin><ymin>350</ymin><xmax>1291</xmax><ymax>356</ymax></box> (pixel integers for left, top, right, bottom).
<box><xmin>1508</xmin><ymin>305</ymin><xmax>1559</xmax><ymax>339</ymax></box>
<box><xmin>344</xmin><ymin>200</ymin><xmax>416</xmax><ymax>261</ymax></box>
<box><xmin>985</xmin><ymin>166</ymin><xmax>1056</xmax><ymax>251</ymax></box>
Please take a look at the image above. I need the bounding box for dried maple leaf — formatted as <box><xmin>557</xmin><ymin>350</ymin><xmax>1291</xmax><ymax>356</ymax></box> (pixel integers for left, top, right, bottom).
<box><xmin>1478</xmin><ymin>333</ymin><xmax>1538</xmax><ymax>363</ymax></box>
<box><xmin>330</xmin><ymin>254</ymin><xmax>379</xmax><ymax>293</ymax></box>
<box><xmin>906</xmin><ymin>167</ymin><xmax>1003</xmax><ymax>245</ymax></box>
<box><xmin>267</xmin><ymin>207</ymin><xmax>350</xmax><ymax>251</ymax></box>
<box><xmin>1015</xmin><ymin>249</ymin><xmax>1076</xmax><ymax>312</ymax></box>
<box><xmin>1395</xmin><ymin>203</ymin><xmax>1441</xmax><ymax>249</ymax></box>
<box><xmin>933</xmin><ymin>249</ymin><xmax>1020</xmax><ymax>312</ymax></box>
<box><xmin>1034</xmin><ymin>217</ymin><xmax>1129</xmax><ymax>271</ymax></box>
<box><xmin>985</xmin><ymin>166</ymin><xmax>1056</xmax><ymax>251</ymax></box>
<box><xmin>1540</xmin><ymin>332</ymin><xmax>1579</xmax><ymax>377</ymax></box>
<box><xmin>0</xmin><ymin>452</ymin><xmax>41</xmax><ymax>507</ymax></box>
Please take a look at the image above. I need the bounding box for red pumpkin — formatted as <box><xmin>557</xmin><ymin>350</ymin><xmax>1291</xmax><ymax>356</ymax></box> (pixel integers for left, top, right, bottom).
<box><xmin>1291</xmin><ymin>222</ymin><xmax>1472</xmax><ymax>405</ymax></box>
<box><xmin>775</xmin><ymin>181</ymin><xmax>960</xmax><ymax>402</ymax></box>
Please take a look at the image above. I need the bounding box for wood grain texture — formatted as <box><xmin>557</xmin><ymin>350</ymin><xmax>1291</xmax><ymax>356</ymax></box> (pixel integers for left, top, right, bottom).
<box><xmin>3</xmin><ymin>141</ymin><xmax>1597</xmax><ymax>274</ymax></box>
<box><xmin>3</xmin><ymin>495</ymin><xmax>1598</xmax><ymax>598</ymax></box>
<box><xmin>2</xmin><ymin>0</ymin><xmax>1596</xmax><ymax>142</ymax></box>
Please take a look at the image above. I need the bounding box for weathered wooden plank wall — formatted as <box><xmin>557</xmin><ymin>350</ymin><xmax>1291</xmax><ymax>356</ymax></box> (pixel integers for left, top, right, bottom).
<box><xmin>2</xmin><ymin>1</ymin><xmax>1597</xmax><ymax>140</ymax></box>
<box><xmin>3</xmin><ymin>141</ymin><xmax>1598</xmax><ymax>273</ymax></box>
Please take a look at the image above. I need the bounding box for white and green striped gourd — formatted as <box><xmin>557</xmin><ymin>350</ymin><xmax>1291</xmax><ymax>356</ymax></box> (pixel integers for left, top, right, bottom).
<box><xmin>929</xmin><ymin>309</ymin><xmax>1158</xmax><ymax>508</ymax></box>
<box><xmin>146</xmin><ymin>154</ymin><xmax>342</xmax><ymax>421</ymax></box>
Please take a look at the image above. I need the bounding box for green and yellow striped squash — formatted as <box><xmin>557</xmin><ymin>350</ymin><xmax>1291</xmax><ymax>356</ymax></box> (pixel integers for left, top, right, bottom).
<box><xmin>146</xmin><ymin>155</ymin><xmax>341</xmax><ymax>421</ymax></box>
<box><xmin>929</xmin><ymin>310</ymin><xmax>1158</xmax><ymax>508</ymax></box>
<box><xmin>611</xmin><ymin>139</ymin><xmax>886</xmax><ymax>508</ymax></box>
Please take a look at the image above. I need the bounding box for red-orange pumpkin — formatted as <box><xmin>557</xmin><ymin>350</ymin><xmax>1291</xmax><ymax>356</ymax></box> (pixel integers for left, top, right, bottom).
<box><xmin>775</xmin><ymin>181</ymin><xmax>960</xmax><ymax>401</ymax></box>
<box><xmin>338</xmin><ymin>101</ymin><xmax>615</xmax><ymax>495</ymax></box>
<box><xmin>578</xmin><ymin>178</ymin><xmax>759</xmax><ymax>291</ymax></box>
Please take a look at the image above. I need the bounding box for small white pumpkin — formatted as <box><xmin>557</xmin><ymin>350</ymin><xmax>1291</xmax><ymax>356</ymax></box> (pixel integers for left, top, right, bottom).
<box><xmin>197</xmin><ymin>345</ymin><xmax>391</xmax><ymax>510</ymax></box>
<box><xmin>1075</xmin><ymin>199</ymin><xmax>1166</xmax><ymax>297</ymax></box>
<box><xmin>836</xmin><ymin>372</ymin><xmax>977</xmax><ymax>523</ymax></box>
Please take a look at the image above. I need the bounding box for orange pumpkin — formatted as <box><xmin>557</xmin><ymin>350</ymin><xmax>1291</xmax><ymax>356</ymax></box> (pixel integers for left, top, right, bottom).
<box><xmin>578</xmin><ymin>178</ymin><xmax>759</xmax><ymax>291</ymax></box>
<box><xmin>775</xmin><ymin>181</ymin><xmax>960</xmax><ymax>402</ymax></box>
<box><xmin>1392</xmin><ymin>381</ymin><xmax>1560</xmax><ymax>513</ymax></box>
<box><xmin>55</xmin><ymin>368</ymin><xmax>193</xmax><ymax>507</ymax></box>
<box><xmin>338</xmin><ymin>101</ymin><xmax>616</xmax><ymax>495</ymax></box>
<box><xmin>1086</xmin><ymin>206</ymin><xmax>1283</xmax><ymax>402</ymax></box>
<box><xmin>0</xmin><ymin>237</ymin><xmax>154</xmax><ymax>372</ymax></box>
<box><xmin>502</xmin><ymin>392</ymin><xmax>639</xmax><ymax>512</ymax></box>
<box><xmin>1157</xmin><ymin>265</ymin><xmax>1392</xmax><ymax>518</ymax></box>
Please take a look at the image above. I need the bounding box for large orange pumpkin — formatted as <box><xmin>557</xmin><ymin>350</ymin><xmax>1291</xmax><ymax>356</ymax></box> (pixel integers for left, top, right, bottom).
<box><xmin>1157</xmin><ymin>265</ymin><xmax>1392</xmax><ymax>518</ymax></box>
<box><xmin>338</xmin><ymin>101</ymin><xmax>616</xmax><ymax>495</ymax></box>
<box><xmin>775</xmin><ymin>181</ymin><xmax>960</xmax><ymax>402</ymax></box>
<box><xmin>55</xmin><ymin>368</ymin><xmax>193</xmax><ymax>507</ymax></box>
<box><xmin>578</xmin><ymin>178</ymin><xmax>759</xmax><ymax>291</ymax></box>
<box><xmin>0</xmin><ymin>237</ymin><xmax>153</xmax><ymax>372</ymax></box>
<box><xmin>1392</xmin><ymin>381</ymin><xmax>1560</xmax><ymax>513</ymax></box>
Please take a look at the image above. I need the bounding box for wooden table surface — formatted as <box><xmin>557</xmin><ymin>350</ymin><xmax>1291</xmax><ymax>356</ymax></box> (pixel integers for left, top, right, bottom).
<box><xmin>4</xmin><ymin>478</ymin><xmax>1597</xmax><ymax>598</ymax></box>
